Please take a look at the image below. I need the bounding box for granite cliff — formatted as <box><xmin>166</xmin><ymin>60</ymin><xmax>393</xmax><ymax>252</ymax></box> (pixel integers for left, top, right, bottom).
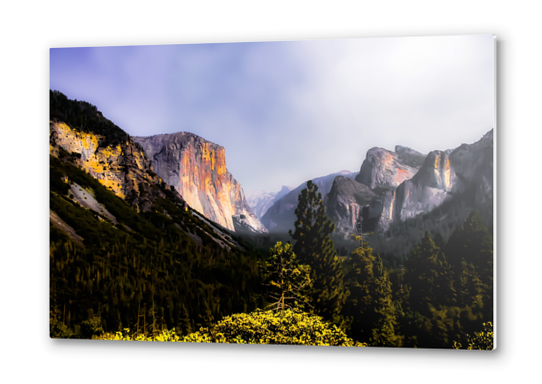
<box><xmin>133</xmin><ymin>133</ymin><xmax>267</xmax><ymax>234</ymax></box>
<box><xmin>355</xmin><ymin>145</ymin><xmax>425</xmax><ymax>191</ymax></box>
<box><xmin>324</xmin><ymin>176</ymin><xmax>377</xmax><ymax>238</ymax></box>
<box><xmin>325</xmin><ymin>130</ymin><xmax>493</xmax><ymax>252</ymax></box>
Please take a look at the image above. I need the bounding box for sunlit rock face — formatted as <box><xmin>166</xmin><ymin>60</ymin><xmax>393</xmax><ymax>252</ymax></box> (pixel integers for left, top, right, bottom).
<box><xmin>356</xmin><ymin>146</ymin><xmax>425</xmax><ymax>191</ymax></box>
<box><xmin>134</xmin><ymin>132</ymin><xmax>267</xmax><ymax>233</ymax></box>
<box><xmin>370</xmin><ymin>130</ymin><xmax>493</xmax><ymax>232</ymax></box>
<box><xmin>328</xmin><ymin>130</ymin><xmax>493</xmax><ymax>237</ymax></box>
<box><xmin>392</xmin><ymin>150</ymin><xmax>461</xmax><ymax>222</ymax></box>
<box><xmin>322</xmin><ymin>146</ymin><xmax>425</xmax><ymax>237</ymax></box>
<box><xmin>50</xmin><ymin>120</ymin><xmax>174</xmax><ymax>212</ymax></box>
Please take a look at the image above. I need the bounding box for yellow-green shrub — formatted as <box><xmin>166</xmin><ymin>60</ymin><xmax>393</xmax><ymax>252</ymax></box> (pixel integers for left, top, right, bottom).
<box><xmin>182</xmin><ymin>309</ymin><xmax>366</xmax><ymax>347</ymax></box>
<box><xmin>98</xmin><ymin>310</ymin><xmax>366</xmax><ymax>347</ymax></box>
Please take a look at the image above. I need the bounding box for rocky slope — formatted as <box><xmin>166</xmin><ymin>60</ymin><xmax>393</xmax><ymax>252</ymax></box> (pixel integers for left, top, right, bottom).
<box><xmin>49</xmin><ymin>91</ymin><xmax>182</xmax><ymax>213</ymax></box>
<box><xmin>133</xmin><ymin>132</ymin><xmax>267</xmax><ymax>234</ymax></box>
<box><xmin>261</xmin><ymin>170</ymin><xmax>356</xmax><ymax>233</ymax></box>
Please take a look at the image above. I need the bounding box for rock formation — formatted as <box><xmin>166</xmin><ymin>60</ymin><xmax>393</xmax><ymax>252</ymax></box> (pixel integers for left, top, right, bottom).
<box><xmin>261</xmin><ymin>170</ymin><xmax>356</xmax><ymax>233</ymax></box>
<box><xmin>355</xmin><ymin>146</ymin><xmax>425</xmax><ymax>191</ymax></box>
<box><xmin>324</xmin><ymin>130</ymin><xmax>493</xmax><ymax>247</ymax></box>
<box><xmin>133</xmin><ymin>132</ymin><xmax>267</xmax><ymax>234</ymax></box>
<box><xmin>324</xmin><ymin>176</ymin><xmax>377</xmax><ymax>238</ymax></box>
<box><xmin>49</xmin><ymin>119</ymin><xmax>180</xmax><ymax>213</ymax></box>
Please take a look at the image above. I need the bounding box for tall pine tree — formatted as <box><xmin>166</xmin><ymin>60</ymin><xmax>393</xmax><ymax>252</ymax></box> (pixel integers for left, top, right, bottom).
<box><xmin>343</xmin><ymin>237</ymin><xmax>402</xmax><ymax>346</ymax></box>
<box><xmin>289</xmin><ymin>180</ymin><xmax>348</xmax><ymax>328</ymax></box>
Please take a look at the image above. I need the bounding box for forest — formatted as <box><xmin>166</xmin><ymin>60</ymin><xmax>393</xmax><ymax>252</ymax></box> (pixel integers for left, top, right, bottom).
<box><xmin>49</xmin><ymin>90</ymin><xmax>493</xmax><ymax>348</ymax></box>
<box><xmin>50</xmin><ymin>160</ymin><xmax>493</xmax><ymax>348</ymax></box>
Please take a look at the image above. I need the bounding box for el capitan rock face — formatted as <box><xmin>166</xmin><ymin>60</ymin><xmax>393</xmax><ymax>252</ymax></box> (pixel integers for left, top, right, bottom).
<box><xmin>133</xmin><ymin>132</ymin><xmax>267</xmax><ymax>233</ymax></box>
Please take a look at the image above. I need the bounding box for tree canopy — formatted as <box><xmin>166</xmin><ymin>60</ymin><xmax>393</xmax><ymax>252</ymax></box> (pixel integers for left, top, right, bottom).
<box><xmin>289</xmin><ymin>180</ymin><xmax>349</xmax><ymax>328</ymax></box>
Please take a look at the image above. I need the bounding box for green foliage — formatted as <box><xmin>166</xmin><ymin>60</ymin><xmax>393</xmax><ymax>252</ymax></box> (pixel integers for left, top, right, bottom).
<box><xmin>289</xmin><ymin>180</ymin><xmax>349</xmax><ymax>328</ymax></box>
<box><xmin>50</xmin><ymin>155</ymin><xmax>265</xmax><ymax>339</ymax></box>
<box><xmin>453</xmin><ymin>322</ymin><xmax>494</xmax><ymax>350</ymax></box>
<box><xmin>80</xmin><ymin>316</ymin><xmax>104</xmax><ymax>338</ymax></box>
<box><xmin>263</xmin><ymin>242</ymin><xmax>311</xmax><ymax>311</ymax></box>
<box><xmin>181</xmin><ymin>309</ymin><xmax>365</xmax><ymax>346</ymax></box>
<box><xmin>50</xmin><ymin>90</ymin><xmax>129</xmax><ymax>147</ymax></box>
<box><xmin>343</xmin><ymin>236</ymin><xmax>402</xmax><ymax>346</ymax></box>
<box><xmin>446</xmin><ymin>210</ymin><xmax>493</xmax><ymax>320</ymax></box>
<box><xmin>395</xmin><ymin>214</ymin><xmax>494</xmax><ymax>348</ymax></box>
<box><xmin>405</xmin><ymin>232</ymin><xmax>456</xmax><ymax>312</ymax></box>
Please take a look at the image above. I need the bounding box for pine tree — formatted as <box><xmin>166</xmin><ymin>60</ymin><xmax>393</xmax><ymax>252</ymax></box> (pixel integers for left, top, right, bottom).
<box><xmin>289</xmin><ymin>180</ymin><xmax>348</xmax><ymax>328</ymax></box>
<box><xmin>344</xmin><ymin>237</ymin><xmax>402</xmax><ymax>346</ymax></box>
<box><xmin>405</xmin><ymin>232</ymin><xmax>456</xmax><ymax>314</ymax></box>
<box><xmin>263</xmin><ymin>242</ymin><xmax>311</xmax><ymax>312</ymax></box>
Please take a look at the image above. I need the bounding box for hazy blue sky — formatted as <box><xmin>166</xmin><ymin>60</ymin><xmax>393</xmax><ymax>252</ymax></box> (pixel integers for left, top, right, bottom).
<box><xmin>50</xmin><ymin>35</ymin><xmax>494</xmax><ymax>193</ymax></box>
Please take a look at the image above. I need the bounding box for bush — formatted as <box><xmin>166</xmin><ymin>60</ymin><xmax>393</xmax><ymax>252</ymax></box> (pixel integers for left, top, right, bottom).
<box><xmin>183</xmin><ymin>309</ymin><xmax>365</xmax><ymax>347</ymax></box>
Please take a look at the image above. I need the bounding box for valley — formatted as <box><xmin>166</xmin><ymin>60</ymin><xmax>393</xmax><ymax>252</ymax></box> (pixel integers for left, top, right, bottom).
<box><xmin>49</xmin><ymin>90</ymin><xmax>494</xmax><ymax>349</ymax></box>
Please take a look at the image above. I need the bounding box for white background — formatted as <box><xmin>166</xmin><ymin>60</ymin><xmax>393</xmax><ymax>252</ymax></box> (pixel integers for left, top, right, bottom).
<box><xmin>1</xmin><ymin>1</ymin><xmax>539</xmax><ymax>382</ymax></box>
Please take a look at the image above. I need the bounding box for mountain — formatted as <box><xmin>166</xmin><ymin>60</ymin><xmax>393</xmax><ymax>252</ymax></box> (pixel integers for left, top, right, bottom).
<box><xmin>246</xmin><ymin>185</ymin><xmax>292</xmax><ymax>219</ymax></box>
<box><xmin>325</xmin><ymin>146</ymin><xmax>426</xmax><ymax>238</ymax></box>
<box><xmin>372</xmin><ymin>130</ymin><xmax>493</xmax><ymax>232</ymax></box>
<box><xmin>133</xmin><ymin>133</ymin><xmax>267</xmax><ymax>234</ymax></box>
<box><xmin>261</xmin><ymin>170</ymin><xmax>356</xmax><ymax>233</ymax></box>
<box><xmin>49</xmin><ymin>91</ymin><xmax>264</xmax><ymax>338</ymax></box>
<box><xmin>325</xmin><ymin>130</ymin><xmax>493</xmax><ymax>258</ymax></box>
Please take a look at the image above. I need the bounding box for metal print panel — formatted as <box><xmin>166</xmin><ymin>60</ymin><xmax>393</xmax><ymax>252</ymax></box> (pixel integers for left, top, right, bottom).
<box><xmin>49</xmin><ymin>34</ymin><xmax>495</xmax><ymax>349</ymax></box>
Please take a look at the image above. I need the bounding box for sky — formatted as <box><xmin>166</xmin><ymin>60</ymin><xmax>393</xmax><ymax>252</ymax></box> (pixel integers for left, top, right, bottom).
<box><xmin>50</xmin><ymin>34</ymin><xmax>495</xmax><ymax>193</ymax></box>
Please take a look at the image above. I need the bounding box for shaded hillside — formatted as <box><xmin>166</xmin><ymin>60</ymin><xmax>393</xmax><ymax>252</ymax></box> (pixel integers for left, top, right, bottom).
<box><xmin>49</xmin><ymin>91</ymin><xmax>267</xmax><ymax>338</ymax></box>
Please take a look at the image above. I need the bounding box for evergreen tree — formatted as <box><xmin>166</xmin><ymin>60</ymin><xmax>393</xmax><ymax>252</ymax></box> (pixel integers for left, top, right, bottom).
<box><xmin>344</xmin><ymin>237</ymin><xmax>402</xmax><ymax>346</ymax></box>
<box><xmin>288</xmin><ymin>180</ymin><xmax>349</xmax><ymax>328</ymax></box>
<box><xmin>263</xmin><ymin>242</ymin><xmax>311</xmax><ymax>312</ymax></box>
<box><xmin>445</xmin><ymin>210</ymin><xmax>493</xmax><ymax>322</ymax></box>
<box><xmin>404</xmin><ymin>232</ymin><xmax>456</xmax><ymax>313</ymax></box>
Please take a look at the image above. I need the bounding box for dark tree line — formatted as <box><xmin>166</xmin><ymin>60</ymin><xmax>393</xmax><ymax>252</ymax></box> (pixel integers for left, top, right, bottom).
<box><xmin>283</xmin><ymin>181</ymin><xmax>493</xmax><ymax>348</ymax></box>
<box><xmin>50</xmin><ymin>154</ymin><xmax>267</xmax><ymax>339</ymax></box>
